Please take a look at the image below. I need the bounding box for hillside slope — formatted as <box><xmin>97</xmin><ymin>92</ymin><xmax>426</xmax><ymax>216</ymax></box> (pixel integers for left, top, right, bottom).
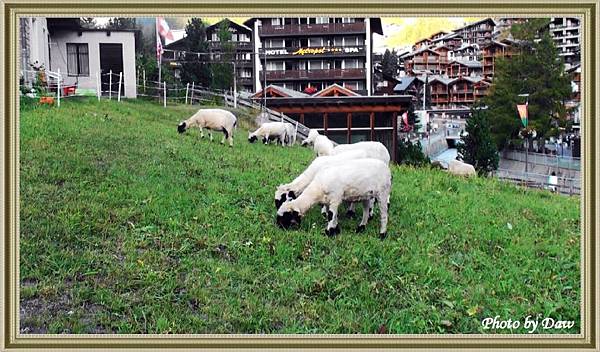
<box><xmin>19</xmin><ymin>98</ymin><xmax>580</xmax><ymax>334</ymax></box>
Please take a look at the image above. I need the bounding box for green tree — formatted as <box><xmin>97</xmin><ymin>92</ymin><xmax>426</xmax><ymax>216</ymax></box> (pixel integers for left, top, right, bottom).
<box><xmin>181</xmin><ymin>18</ymin><xmax>211</xmax><ymax>87</ymax></box>
<box><xmin>210</xmin><ymin>19</ymin><xmax>235</xmax><ymax>90</ymax></box>
<box><xmin>79</xmin><ymin>18</ymin><xmax>97</xmax><ymax>29</ymax></box>
<box><xmin>458</xmin><ymin>104</ymin><xmax>499</xmax><ymax>176</ymax></box>
<box><xmin>396</xmin><ymin>138</ymin><xmax>430</xmax><ymax>166</ymax></box>
<box><xmin>381</xmin><ymin>49</ymin><xmax>399</xmax><ymax>78</ymax></box>
<box><xmin>484</xmin><ymin>20</ymin><xmax>572</xmax><ymax>150</ymax></box>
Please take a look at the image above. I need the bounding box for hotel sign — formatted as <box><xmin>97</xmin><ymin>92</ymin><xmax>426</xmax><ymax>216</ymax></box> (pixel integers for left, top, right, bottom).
<box><xmin>265</xmin><ymin>46</ymin><xmax>363</xmax><ymax>56</ymax></box>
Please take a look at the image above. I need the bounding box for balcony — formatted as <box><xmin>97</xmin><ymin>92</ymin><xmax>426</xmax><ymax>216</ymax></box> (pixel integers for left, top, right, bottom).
<box><xmin>260</xmin><ymin>22</ymin><xmax>366</xmax><ymax>36</ymax></box>
<box><xmin>208</xmin><ymin>41</ymin><xmax>253</xmax><ymax>51</ymax></box>
<box><xmin>263</xmin><ymin>68</ymin><xmax>366</xmax><ymax>80</ymax></box>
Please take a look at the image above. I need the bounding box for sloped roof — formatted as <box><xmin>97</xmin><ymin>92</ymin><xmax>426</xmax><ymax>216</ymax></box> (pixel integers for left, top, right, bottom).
<box><xmin>449</xmin><ymin>60</ymin><xmax>483</xmax><ymax>68</ymax></box>
<box><xmin>393</xmin><ymin>76</ymin><xmax>417</xmax><ymax>92</ymax></box>
<box><xmin>453</xmin><ymin>18</ymin><xmax>496</xmax><ymax>31</ymax></box>
<box><xmin>251</xmin><ymin>84</ymin><xmax>309</xmax><ymax>99</ymax></box>
<box><xmin>403</xmin><ymin>47</ymin><xmax>442</xmax><ymax>58</ymax></box>
<box><xmin>313</xmin><ymin>83</ymin><xmax>361</xmax><ymax>97</ymax></box>
<box><xmin>207</xmin><ymin>19</ymin><xmax>252</xmax><ymax>34</ymax></box>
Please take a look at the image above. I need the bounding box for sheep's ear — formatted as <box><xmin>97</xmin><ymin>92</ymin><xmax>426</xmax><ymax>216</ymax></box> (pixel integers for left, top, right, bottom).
<box><xmin>287</xmin><ymin>190</ymin><xmax>296</xmax><ymax>199</ymax></box>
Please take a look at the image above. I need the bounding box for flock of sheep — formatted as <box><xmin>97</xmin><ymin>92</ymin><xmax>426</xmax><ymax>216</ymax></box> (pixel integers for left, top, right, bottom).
<box><xmin>177</xmin><ymin>108</ymin><xmax>476</xmax><ymax>240</ymax></box>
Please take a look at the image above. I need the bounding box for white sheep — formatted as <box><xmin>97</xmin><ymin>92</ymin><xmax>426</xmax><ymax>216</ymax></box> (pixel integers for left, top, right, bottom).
<box><xmin>301</xmin><ymin>129</ymin><xmax>334</xmax><ymax>156</ymax></box>
<box><xmin>177</xmin><ymin>108</ymin><xmax>237</xmax><ymax>147</ymax></box>
<box><xmin>448</xmin><ymin>159</ymin><xmax>477</xmax><ymax>177</ymax></box>
<box><xmin>276</xmin><ymin>158</ymin><xmax>392</xmax><ymax>239</ymax></box>
<box><xmin>248</xmin><ymin>122</ymin><xmax>287</xmax><ymax>145</ymax></box>
<box><xmin>283</xmin><ymin>122</ymin><xmax>297</xmax><ymax>146</ymax></box>
<box><xmin>274</xmin><ymin>148</ymin><xmax>388</xmax><ymax>218</ymax></box>
<box><xmin>331</xmin><ymin>141</ymin><xmax>390</xmax><ymax>165</ymax></box>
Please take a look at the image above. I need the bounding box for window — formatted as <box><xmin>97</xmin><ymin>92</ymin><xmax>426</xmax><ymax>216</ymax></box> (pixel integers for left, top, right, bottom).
<box><xmin>342</xmin><ymin>18</ymin><xmax>356</xmax><ymax>23</ymax></box>
<box><xmin>316</xmin><ymin>17</ymin><xmax>329</xmax><ymax>24</ymax></box>
<box><xmin>271</xmin><ymin>18</ymin><xmax>283</xmax><ymax>26</ymax></box>
<box><xmin>66</xmin><ymin>43</ymin><xmax>89</xmax><ymax>76</ymax></box>
<box><xmin>308</xmin><ymin>37</ymin><xmax>323</xmax><ymax>47</ymax></box>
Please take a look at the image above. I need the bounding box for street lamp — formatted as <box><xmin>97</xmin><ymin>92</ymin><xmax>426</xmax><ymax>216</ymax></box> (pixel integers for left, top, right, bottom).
<box><xmin>517</xmin><ymin>93</ymin><xmax>530</xmax><ymax>173</ymax></box>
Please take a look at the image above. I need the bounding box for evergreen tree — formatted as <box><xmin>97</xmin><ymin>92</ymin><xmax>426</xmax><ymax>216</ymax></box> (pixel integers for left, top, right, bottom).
<box><xmin>210</xmin><ymin>19</ymin><xmax>235</xmax><ymax>90</ymax></box>
<box><xmin>458</xmin><ymin>104</ymin><xmax>499</xmax><ymax>176</ymax></box>
<box><xmin>483</xmin><ymin>19</ymin><xmax>572</xmax><ymax>150</ymax></box>
<box><xmin>181</xmin><ymin>18</ymin><xmax>211</xmax><ymax>87</ymax></box>
<box><xmin>381</xmin><ymin>49</ymin><xmax>399</xmax><ymax>78</ymax></box>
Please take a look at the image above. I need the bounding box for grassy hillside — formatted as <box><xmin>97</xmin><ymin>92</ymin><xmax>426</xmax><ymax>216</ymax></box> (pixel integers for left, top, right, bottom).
<box><xmin>19</xmin><ymin>98</ymin><xmax>580</xmax><ymax>334</ymax></box>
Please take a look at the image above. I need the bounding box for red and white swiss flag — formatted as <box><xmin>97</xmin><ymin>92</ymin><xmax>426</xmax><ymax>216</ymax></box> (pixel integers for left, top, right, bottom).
<box><xmin>156</xmin><ymin>17</ymin><xmax>174</xmax><ymax>41</ymax></box>
<box><xmin>156</xmin><ymin>35</ymin><xmax>164</xmax><ymax>60</ymax></box>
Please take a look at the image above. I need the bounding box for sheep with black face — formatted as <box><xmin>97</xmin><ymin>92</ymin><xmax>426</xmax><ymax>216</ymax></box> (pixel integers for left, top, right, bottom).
<box><xmin>177</xmin><ymin>108</ymin><xmax>237</xmax><ymax>147</ymax></box>
<box><xmin>276</xmin><ymin>158</ymin><xmax>392</xmax><ymax>239</ymax></box>
<box><xmin>248</xmin><ymin>122</ymin><xmax>287</xmax><ymax>145</ymax></box>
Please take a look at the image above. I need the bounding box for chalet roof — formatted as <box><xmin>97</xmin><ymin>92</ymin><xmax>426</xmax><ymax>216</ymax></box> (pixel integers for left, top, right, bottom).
<box><xmin>450</xmin><ymin>75</ymin><xmax>488</xmax><ymax>84</ymax></box>
<box><xmin>251</xmin><ymin>84</ymin><xmax>309</xmax><ymax>99</ymax></box>
<box><xmin>453</xmin><ymin>18</ymin><xmax>496</xmax><ymax>31</ymax></box>
<box><xmin>453</xmin><ymin>43</ymin><xmax>480</xmax><ymax>52</ymax></box>
<box><xmin>313</xmin><ymin>83</ymin><xmax>361</xmax><ymax>97</ymax></box>
<box><xmin>393</xmin><ymin>76</ymin><xmax>417</xmax><ymax>92</ymax></box>
<box><xmin>449</xmin><ymin>60</ymin><xmax>483</xmax><ymax>68</ymax></box>
<box><xmin>207</xmin><ymin>19</ymin><xmax>252</xmax><ymax>34</ymax></box>
<box><xmin>403</xmin><ymin>47</ymin><xmax>441</xmax><ymax>58</ymax></box>
<box><xmin>431</xmin><ymin>32</ymin><xmax>462</xmax><ymax>43</ymax></box>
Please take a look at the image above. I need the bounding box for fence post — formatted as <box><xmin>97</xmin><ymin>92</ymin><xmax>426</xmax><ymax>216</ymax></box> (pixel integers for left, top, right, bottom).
<box><xmin>96</xmin><ymin>71</ymin><xmax>101</xmax><ymax>101</ymax></box>
<box><xmin>117</xmin><ymin>72</ymin><xmax>123</xmax><ymax>102</ymax></box>
<box><xmin>109</xmin><ymin>69</ymin><xmax>112</xmax><ymax>100</ymax></box>
<box><xmin>280</xmin><ymin>111</ymin><xmax>284</xmax><ymax>123</ymax></box>
<box><xmin>143</xmin><ymin>70</ymin><xmax>146</xmax><ymax>94</ymax></box>
<box><xmin>57</xmin><ymin>68</ymin><xmax>61</xmax><ymax>107</ymax></box>
<box><xmin>185</xmin><ymin>82</ymin><xmax>189</xmax><ymax>105</ymax></box>
<box><xmin>190</xmin><ymin>82</ymin><xmax>195</xmax><ymax>104</ymax></box>
<box><xmin>163</xmin><ymin>81</ymin><xmax>167</xmax><ymax>108</ymax></box>
<box><xmin>294</xmin><ymin>120</ymin><xmax>299</xmax><ymax>145</ymax></box>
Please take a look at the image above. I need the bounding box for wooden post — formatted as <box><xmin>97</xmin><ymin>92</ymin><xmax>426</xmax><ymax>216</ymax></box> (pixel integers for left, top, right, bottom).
<box><xmin>163</xmin><ymin>81</ymin><xmax>167</xmax><ymax>108</ymax></box>
<box><xmin>57</xmin><ymin>68</ymin><xmax>61</xmax><ymax>107</ymax></box>
<box><xmin>143</xmin><ymin>70</ymin><xmax>146</xmax><ymax>94</ymax></box>
<box><xmin>96</xmin><ymin>71</ymin><xmax>100</xmax><ymax>101</ymax></box>
<box><xmin>294</xmin><ymin>120</ymin><xmax>299</xmax><ymax>145</ymax></box>
<box><xmin>392</xmin><ymin>112</ymin><xmax>398</xmax><ymax>163</ymax></box>
<box><xmin>185</xmin><ymin>83</ymin><xmax>189</xmax><ymax>105</ymax></box>
<box><xmin>190</xmin><ymin>82</ymin><xmax>195</xmax><ymax>104</ymax></box>
<box><xmin>347</xmin><ymin>113</ymin><xmax>352</xmax><ymax>144</ymax></box>
<box><xmin>370</xmin><ymin>112</ymin><xmax>375</xmax><ymax>141</ymax></box>
<box><xmin>117</xmin><ymin>72</ymin><xmax>123</xmax><ymax>102</ymax></box>
<box><xmin>300</xmin><ymin>113</ymin><xmax>305</xmax><ymax>125</ymax></box>
<box><xmin>108</xmin><ymin>69</ymin><xmax>112</xmax><ymax>100</ymax></box>
<box><xmin>323</xmin><ymin>113</ymin><xmax>328</xmax><ymax>135</ymax></box>
<box><xmin>280</xmin><ymin>111</ymin><xmax>284</xmax><ymax>123</ymax></box>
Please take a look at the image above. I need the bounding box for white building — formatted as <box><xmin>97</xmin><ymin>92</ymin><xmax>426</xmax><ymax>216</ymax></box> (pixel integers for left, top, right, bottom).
<box><xmin>20</xmin><ymin>18</ymin><xmax>137</xmax><ymax>98</ymax></box>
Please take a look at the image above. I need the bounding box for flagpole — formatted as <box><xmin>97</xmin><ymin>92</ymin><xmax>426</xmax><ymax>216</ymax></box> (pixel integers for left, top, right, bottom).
<box><xmin>157</xmin><ymin>18</ymin><xmax>162</xmax><ymax>84</ymax></box>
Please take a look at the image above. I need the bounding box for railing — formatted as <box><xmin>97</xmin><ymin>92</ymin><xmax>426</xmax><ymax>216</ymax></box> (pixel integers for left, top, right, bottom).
<box><xmin>502</xmin><ymin>150</ymin><xmax>581</xmax><ymax>170</ymax></box>
<box><xmin>264</xmin><ymin>68</ymin><xmax>365</xmax><ymax>80</ymax></box>
<box><xmin>260</xmin><ymin>22</ymin><xmax>366</xmax><ymax>36</ymax></box>
<box><xmin>494</xmin><ymin>169</ymin><xmax>580</xmax><ymax>195</ymax></box>
<box><xmin>208</xmin><ymin>41</ymin><xmax>253</xmax><ymax>50</ymax></box>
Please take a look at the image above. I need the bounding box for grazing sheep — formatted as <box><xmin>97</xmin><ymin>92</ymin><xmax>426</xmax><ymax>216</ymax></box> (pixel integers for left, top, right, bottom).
<box><xmin>283</xmin><ymin>122</ymin><xmax>297</xmax><ymax>146</ymax></box>
<box><xmin>177</xmin><ymin>108</ymin><xmax>237</xmax><ymax>147</ymax></box>
<box><xmin>276</xmin><ymin>159</ymin><xmax>392</xmax><ymax>239</ymax></box>
<box><xmin>274</xmin><ymin>148</ymin><xmax>388</xmax><ymax>217</ymax></box>
<box><xmin>447</xmin><ymin>159</ymin><xmax>476</xmax><ymax>177</ymax></box>
<box><xmin>301</xmin><ymin>129</ymin><xmax>335</xmax><ymax>156</ymax></box>
<box><xmin>331</xmin><ymin>141</ymin><xmax>391</xmax><ymax>165</ymax></box>
<box><xmin>248</xmin><ymin>122</ymin><xmax>287</xmax><ymax>146</ymax></box>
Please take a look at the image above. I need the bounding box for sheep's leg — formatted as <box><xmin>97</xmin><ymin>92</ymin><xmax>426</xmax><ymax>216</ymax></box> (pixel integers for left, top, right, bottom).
<box><xmin>377</xmin><ymin>193</ymin><xmax>389</xmax><ymax>240</ymax></box>
<box><xmin>356</xmin><ymin>199</ymin><xmax>371</xmax><ymax>233</ymax></box>
<box><xmin>264</xmin><ymin>134</ymin><xmax>270</xmax><ymax>145</ymax></box>
<box><xmin>199</xmin><ymin>126</ymin><xmax>205</xmax><ymax>138</ymax></box>
<box><xmin>346</xmin><ymin>202</ymin><xmax>356</xmax><ymax>219</ymax></box>
<box><xmin>321</xmin><ymin>205</ymin><xmax>329</xmax><ymax>219</ymax></box>
<box><xmin>368</xmin><ymin>198</ymin><xmax>375</xmax><ymax>220</ymax></box>
<box><xmin>209</xmin><ymin>130</ymin><xmax>213</xmax><ymax>141</ymax></box>
<box><xmin>228</xmin><ymin>132</ymin><xmax>234</xmax><ymax>147</ymax></box>
<box><xmin>325</xmin><ymin>202</ymin><xmax>341</xmax><ymax>237</ymax></box>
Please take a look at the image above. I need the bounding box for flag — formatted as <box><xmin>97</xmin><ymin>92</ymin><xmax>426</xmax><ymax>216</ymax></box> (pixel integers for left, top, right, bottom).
<box><xmin>156</xmin><ymin>34</ymin><xmax>163</xmax><ymax>60</ymax></box>
<box><xmin>156</xmin><ymin>17</ymin><xmax>174</xmax><ymax>41</ymax></box>
<box><xmin>517</xmin><ymin>102</ymin><xmax>528</xmax><ymax>127</ymax></box>
<box><xmin>402</xmin><ymin>111</ymin><xmax>409</xmax><ymax>127</ymax></box>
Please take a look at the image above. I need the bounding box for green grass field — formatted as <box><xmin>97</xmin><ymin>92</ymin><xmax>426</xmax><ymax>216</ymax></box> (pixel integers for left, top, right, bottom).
<box><xmin>19</xmin><ymin>97</ymin><xmax>580</xmax><ymax>334</ymax></box>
